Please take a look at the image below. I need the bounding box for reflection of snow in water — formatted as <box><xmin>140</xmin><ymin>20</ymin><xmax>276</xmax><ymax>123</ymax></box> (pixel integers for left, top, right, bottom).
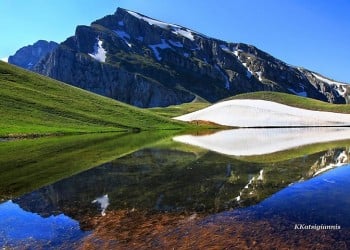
<box><xmin>313</xmin><ymin>150</ymin><xmax>349</xmax><ymax>177</ymax></box>
<box><xmin>173</xmin><ymin>128</ymin><xmax>350</xmax><ymax>156</ymax></box>
<box><xmin>257</xmin><ymin>169</ymin><xmax>264</xmax><ymax>181</ymax></box>
<box><xmin>92</xmin><ymin>194</ymin><xmax>110</xmax><ymax>216</ymax></box>
<box><xmin>235</xmin><ymin>169</ymin><xmax>264</xmax><ymax>202</ymax></box>
<box><xmin>323</xmin><ymin>178</ymin><xmax>335</xmax><ymax>184</ymax></box>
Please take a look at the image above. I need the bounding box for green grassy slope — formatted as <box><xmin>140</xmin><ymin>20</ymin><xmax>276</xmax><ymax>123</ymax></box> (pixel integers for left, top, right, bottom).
<box><xmin>229</xmin><ymin>91</ymin><xmax>350</xmax><ymax>113</ymax></box>
<box><xmin>0</xmin><ymin>61</ymin><xmax>188</xmax><ymax>137</ymax></box>
<box><xmin>149</xmin><ymin>101</ymin><xmax>210</xmax><ymax>118</ymax></box>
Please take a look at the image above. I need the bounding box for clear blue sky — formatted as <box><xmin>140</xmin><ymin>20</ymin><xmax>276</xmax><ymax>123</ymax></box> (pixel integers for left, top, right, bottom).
<box><xmin>1</xmin><ymin>0</ymin><xmax>349</xmax><ymax>82</ymax></box>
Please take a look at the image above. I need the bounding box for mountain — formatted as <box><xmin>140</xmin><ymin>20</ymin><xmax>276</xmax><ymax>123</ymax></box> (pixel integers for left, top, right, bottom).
<box><xmin>0</xmin><ymin>61</ymin><xmax>187</xmax><ymax>138</ymax></box>
<box><xmin>29</xmin><ymin>8</ymin><xmax>350</xmax><ymax>107</ymax></box>
<box><xmin>8</xmin><ymin>40</ymin><xmax>58</xmax><ymax>70</ymax></box>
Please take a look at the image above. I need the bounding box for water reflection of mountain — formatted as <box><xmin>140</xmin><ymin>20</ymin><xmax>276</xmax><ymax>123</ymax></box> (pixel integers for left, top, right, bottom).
<box><xmin>13</xmin><ymin>146</ymin><xmax>349</xmax><ymax>230</ymax></box>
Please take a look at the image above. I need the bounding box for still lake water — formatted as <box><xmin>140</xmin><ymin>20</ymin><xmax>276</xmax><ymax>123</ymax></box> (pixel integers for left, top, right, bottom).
<box><xmin>1</xmin><ymin>128</ymin><xmax>350</xmax><ymax>249</ymax></box>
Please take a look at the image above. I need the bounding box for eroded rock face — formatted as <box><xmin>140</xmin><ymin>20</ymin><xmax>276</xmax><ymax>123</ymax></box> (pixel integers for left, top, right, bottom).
<box><xmin>31</xmin><ymin>8</ymin><xmax>349</xmax><ymax>107</ymax></box>
<box><xmin>8</xmin><ymin>40</ymin><xmax>58</xmax><ymax>70</ymax></box>
<box><xmin>36</xmin><ymin>45</ymin><xmax>192</xmax><ymax>107</ymax></box>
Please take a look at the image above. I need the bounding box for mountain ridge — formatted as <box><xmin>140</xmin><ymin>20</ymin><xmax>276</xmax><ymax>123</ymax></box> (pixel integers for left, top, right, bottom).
<box><xmin>9</xmin><ymin>7</ymin><xmax>350</xmax><ymax>107</ymax></box>
<box><xmin>8</xmin><ymin>40</ymin><xmax>58</xmax><ymax>70</ymax></box>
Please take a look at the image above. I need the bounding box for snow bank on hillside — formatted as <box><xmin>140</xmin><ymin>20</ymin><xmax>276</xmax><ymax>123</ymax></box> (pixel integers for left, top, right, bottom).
<box><xmin>173</xmin><ymin>127</ymin><xmax>350</xmax><ymax>156</ymax></box>
<box><xmin>174</xmin><ymin>99</ymin><xmax>350</xmax><ymax>127</ymax></box>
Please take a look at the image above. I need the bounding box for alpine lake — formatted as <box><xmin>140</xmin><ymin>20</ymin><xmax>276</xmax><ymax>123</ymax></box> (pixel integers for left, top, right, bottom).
<box><xmin>1</xmin><ymin>127</ymin><xmax>350</xmax><ymax>249</ymax></box>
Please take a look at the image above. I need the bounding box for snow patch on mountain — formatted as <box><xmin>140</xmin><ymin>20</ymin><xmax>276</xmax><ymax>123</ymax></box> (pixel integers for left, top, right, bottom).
<box><xmin>219</xmin><ymin>44</ymin><xmax>230</xmax><ymax>53</ymax></box>
<box><xmin>220</xmin><ymin>45</ymin><xmax>261</xmax><ymax>80</ymax></box>
<box><xmin>168</xmin><ymin>40</ymin><xmax>183</xmax><ymax>48</ymax></box>
<box><xmin>149</xmin><ymin>39</ymin><xmax>171</xmax><ymax>61</ymax></box>
<box><xmin>256</xmin><ymin>71</ymin><xmax>263</xmax><ymax>81</ymax></box>
<box><xmin>174</xmin><ymin>99</ymin><xmax>350</xmax><ymax>127</ymax></box>
<box><xmin>115</xmin><ymin>30</ymin><xmax>132</xmax><ymax>47</ymax></box>
<box><xmin>127</xmin><ymin>10</ymin><xmax>179</xmax><ymax>29</ymax></box>
<box><xmin>312</xmin><ymin>73</ymin><xmax>348</xmax><ymax>97</ymax></box>
<box><xmin>172</xmin><ymin>29</ymin><xmax>195</xmax><ymax>41</ymax></box>
<box><xmin>127</xmin><ymin>10</ymin><xmax>195</xmax><ymax>41</ymax></box>
<box><xmin>220</xmin><ymin>44</ymin><xmax>242</xmax><ymax>58</ymax></box>
<box><xmin>312</xmin><ymin>73</ymin><xmax>348</xmax><ymax>86</ymax></box>
<box><xmin>88</xmin><ymin>38</ymin><xmax>106</xmax><ymax>62</ymax></box>
<box><xmin>242</xmin><ymin>62</ymin><xmax>254</xmax><ymax>79</ymax></box>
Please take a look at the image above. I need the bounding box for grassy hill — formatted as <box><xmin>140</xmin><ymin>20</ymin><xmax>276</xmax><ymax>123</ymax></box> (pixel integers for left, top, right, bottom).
<box><xmin>149</xmin><ymin>100</ymin><xmax>210</xmax><ymax>118</ymax></box>
<box><xmin>151</xmin><ymin>91</ymin><xmax>350</xmax><ymax>119</ymax></box>
<box><xmin>229</xmin><ymin>91</ymin><xmax>350</xmax><ymax>113</ymax></box>
<box><xmin>0</xmin><ymin>61</ymin><xmax>188</xmax><ymax>137</ymax></box>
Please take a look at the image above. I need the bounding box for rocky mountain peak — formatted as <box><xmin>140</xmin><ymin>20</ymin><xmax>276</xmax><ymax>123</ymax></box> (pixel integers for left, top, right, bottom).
<box><xmin>26</xmin><ymin>8</ymin><xmax>350</xmax><ymax>107</ymax></box>
<box><xmin>8</xmin><ymin>40</ymin><xmax>58</xmax><ymax>70</ymax></box>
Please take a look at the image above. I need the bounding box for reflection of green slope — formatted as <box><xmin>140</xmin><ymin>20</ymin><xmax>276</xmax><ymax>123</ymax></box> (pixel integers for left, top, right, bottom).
<box><xmin>149</xmin><ymin>101</ymin><xmax>210</xmax><ymax>118</ymax></box>
<box><xmin>13</xmin><ymin>149</ymin><xmax>263</xmax><ymax>222</ymax></box>
<box><xmin>0</xmin><ymin>131</ymin><xmax>178</xmax><ymax>200</ymax></box>
<box><xmin>146</xmin><ymin>137</ymin><xmax>209</xmax><ymax>157</ymax></box>
<box><xmin>235</xmin><ymin>139</ymin><xmax>350</xmax><ymax>163</ymax></box>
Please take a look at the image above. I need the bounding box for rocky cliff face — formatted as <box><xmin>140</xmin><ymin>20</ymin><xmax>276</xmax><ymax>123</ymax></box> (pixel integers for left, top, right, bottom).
<box><xmin>32</xmin><ymin>8</ymin><xmax>349</xmax><ymax>107</ymax></box>
<box><xmin>8</xmin><ymin>40</ymin><xmax>58</xmax><ymax>70</ymax></box>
